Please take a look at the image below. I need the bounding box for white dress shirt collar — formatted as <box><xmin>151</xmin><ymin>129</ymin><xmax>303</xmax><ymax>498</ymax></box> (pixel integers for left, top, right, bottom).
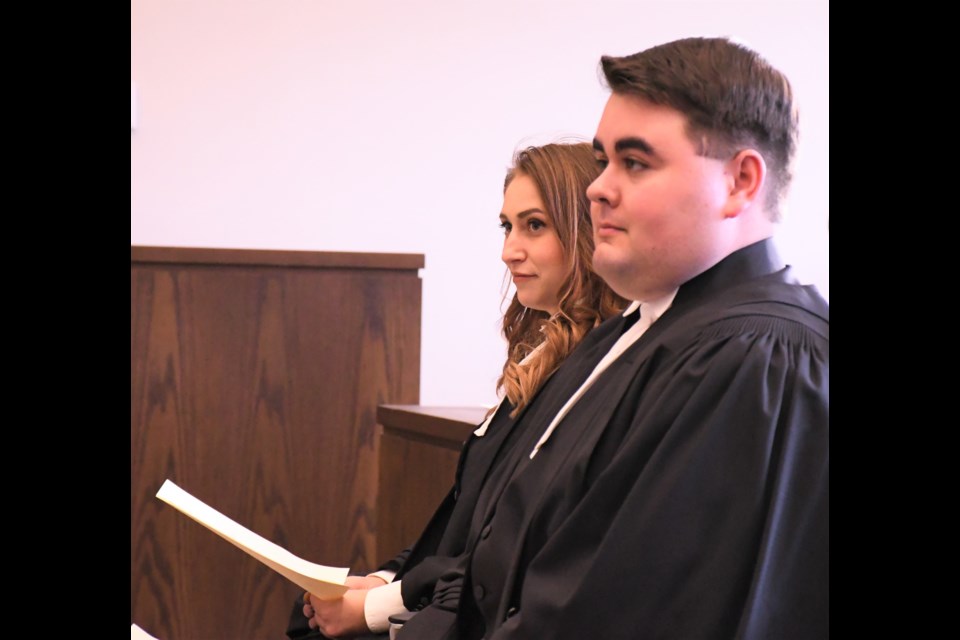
<box><xmin>529</xmin><ymin>288</ymin><xmax>678</xmax><ymax>458</ymax></box>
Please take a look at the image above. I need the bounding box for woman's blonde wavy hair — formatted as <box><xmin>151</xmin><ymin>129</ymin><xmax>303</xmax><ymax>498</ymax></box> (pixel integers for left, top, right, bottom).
<box><xmin>496</xmin><ymin>142</ymin><xmax>628</xmax><ymax>417</ymax></box>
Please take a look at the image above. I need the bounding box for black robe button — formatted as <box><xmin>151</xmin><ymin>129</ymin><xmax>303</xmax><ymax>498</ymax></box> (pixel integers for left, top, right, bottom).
<box><xmin>505</xmin><ymin>606</ymin><xmax>519</xmax><ymax>619</ymax></box>
<box><xmin>474</xmin><ymin>584</ymin><xmax>486</xmax><ymax>600</ymax></box>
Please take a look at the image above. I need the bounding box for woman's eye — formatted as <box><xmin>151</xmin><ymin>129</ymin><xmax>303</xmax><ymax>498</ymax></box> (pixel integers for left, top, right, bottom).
<box><xmin>528</xmin><ymin>219</ymin><xmax>546</xmax><ymax>231</ymax></box>
<box><xmin>499</xmin><ymin>221</ymin><xmax>511</xmax><ymax>234</ymax></box>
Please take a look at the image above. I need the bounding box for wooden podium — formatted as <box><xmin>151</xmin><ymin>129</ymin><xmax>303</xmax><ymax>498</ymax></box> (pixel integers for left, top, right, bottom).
<box><xmin>131</xmin><ymin>246</ymin><xmax>423</xmax><ymax>640</ymax></box>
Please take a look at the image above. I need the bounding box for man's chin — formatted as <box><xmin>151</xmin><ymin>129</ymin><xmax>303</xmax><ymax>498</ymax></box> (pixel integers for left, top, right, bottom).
<box><xmin>593</xmin><ymin>260</ymin><xmax>633</xmax><ymax>300</ymax></box>
<box><xmin>592</xmin><ymin>248</ymin><xmax>621</xmax><ymax>279</ymax></box>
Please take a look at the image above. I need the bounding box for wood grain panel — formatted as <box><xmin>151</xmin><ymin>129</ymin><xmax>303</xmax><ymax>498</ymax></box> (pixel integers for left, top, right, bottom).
<box><xmin>131</xmin><ymin>249</ymin><xmax>421</xmax><ymax>640</ymax></box>
<box><xmin>374</xmin><ymin>406</ymin><xmax>488</xmax><ymax>564</ymax></box>
<box><xmin>376</xmin><ymin>431</ymin><xmax>462</xmax><ymax>564</ymax></box>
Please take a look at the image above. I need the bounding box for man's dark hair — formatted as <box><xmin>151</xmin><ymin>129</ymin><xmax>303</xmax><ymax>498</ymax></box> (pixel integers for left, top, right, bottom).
<box><xmin>601</xmin><ymin>37</ymin><xmax>798</xmax><ymax>221</ymax></box>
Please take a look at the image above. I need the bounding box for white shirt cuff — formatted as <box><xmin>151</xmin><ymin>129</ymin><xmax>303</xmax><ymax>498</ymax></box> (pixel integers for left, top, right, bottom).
<box><xmin>364</xmin><ymin>580</ymin><xmax>407</xmax><ymax>634</ymax></box>
<box><xmin>368</xmin><ymin>570</ymin><xmax>397</xmax><ymax>584</ymax></box>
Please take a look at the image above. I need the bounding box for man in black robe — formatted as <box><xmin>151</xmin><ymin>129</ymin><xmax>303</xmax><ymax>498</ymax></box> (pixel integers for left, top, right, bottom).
<box><xmin>398</xmin><ymin>36</ymin><xmax>828</xmax><ymax>640</ymax></box>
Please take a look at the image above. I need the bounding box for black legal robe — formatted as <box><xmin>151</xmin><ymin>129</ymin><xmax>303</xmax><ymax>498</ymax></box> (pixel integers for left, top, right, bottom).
<box><xmin>394</xmin><ymin>310</ymin><xmax>633</xmax><ymax>638</ymax></box>
<box><xmin>448</xmin><ymin>239</ymin><xmax>829</xmax><ymax>640</ymax></box>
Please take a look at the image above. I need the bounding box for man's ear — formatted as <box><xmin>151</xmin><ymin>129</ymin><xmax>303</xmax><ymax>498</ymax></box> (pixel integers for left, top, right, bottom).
<box><xmin>722</xmin><ymin>149</ymin><xmax>765</xmax><ymax>219</ymax></box>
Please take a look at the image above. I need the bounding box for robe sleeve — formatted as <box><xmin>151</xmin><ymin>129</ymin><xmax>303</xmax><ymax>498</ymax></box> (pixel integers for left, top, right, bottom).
<box><xmin>378</xmin><ymin>546</ymin><xmax>413</xmax><ymax>575</ymax></box>
<box><xmin>394</xmin><ymin>553</ymin><xmax>468</xmax><ymax>640</ymax></box>
<box><xmin>491</xmin><ymin>315</ymin><xmax>828</xmax><ymax>640</ymax></box>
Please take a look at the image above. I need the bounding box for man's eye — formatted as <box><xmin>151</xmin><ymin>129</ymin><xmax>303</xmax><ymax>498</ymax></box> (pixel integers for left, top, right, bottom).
<box><xmin>624</xmin><ymin>158</ymin><xmax>647</xmax><ymax>171</ymax></box>
<box><xmin>595</xmin><ymin>157</ymin><xmax>609</xmax><ymax>169</ymax></box>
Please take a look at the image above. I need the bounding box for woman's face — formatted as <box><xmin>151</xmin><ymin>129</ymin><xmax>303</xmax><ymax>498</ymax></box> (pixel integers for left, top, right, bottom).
<box><xmin>500</xmin><ymin>174</ymin><xmax>566</xmax><ymax>315</ymax></box>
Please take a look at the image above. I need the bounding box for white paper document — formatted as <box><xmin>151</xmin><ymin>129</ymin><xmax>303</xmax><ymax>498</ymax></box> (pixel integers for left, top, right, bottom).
<box><xmin>156</xmin><ymin>479</ymin><xmax>350</xmax><ymax>599</ymax></box>
<box><xmin>131</xmin><ymin>623</ymin><xmax>160</xmax><ymax>640</ymax></box>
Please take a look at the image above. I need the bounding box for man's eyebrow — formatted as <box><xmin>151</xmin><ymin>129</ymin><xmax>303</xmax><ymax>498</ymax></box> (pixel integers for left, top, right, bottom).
<box><xmin>615</xmin><ymin>137</ymin><xmax>655</xmax><ymax>155</ymax></box>
<box><xmin>593</xmin><ymin>136</ymin><xmax>657</xmax><ymax>157</ymax></box>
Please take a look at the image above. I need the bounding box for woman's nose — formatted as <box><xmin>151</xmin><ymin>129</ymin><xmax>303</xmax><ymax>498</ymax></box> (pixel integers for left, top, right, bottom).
<box><xmin>502</xmin><ymin>233</ymin><xmax>525</xmax><ymax>264</ymax></box>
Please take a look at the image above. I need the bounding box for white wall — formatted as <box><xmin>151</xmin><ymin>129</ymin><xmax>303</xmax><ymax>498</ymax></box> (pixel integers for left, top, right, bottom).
<box><xmin>131</xmin><ymin>0</ymin><xmax>828</xmax><ymax>408</ymax></box>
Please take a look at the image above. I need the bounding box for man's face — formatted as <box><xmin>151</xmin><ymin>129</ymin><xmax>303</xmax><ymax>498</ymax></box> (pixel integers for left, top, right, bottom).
<box><xmin>587</xmin><ymin>93</ymin><xmax>734</xmax><ymax>302</ymax></box>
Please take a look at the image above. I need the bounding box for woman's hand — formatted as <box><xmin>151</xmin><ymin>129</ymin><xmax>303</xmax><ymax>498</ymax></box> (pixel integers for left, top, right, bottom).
<box><xmin>301</xmin><ymin>575</ymin><xmax>386</xmax><ymax>638</ymax></box>
<box><xmin>344</xmin><ymin>574</ymin><xmax>388</xmax><ymax>589</ymax></box>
